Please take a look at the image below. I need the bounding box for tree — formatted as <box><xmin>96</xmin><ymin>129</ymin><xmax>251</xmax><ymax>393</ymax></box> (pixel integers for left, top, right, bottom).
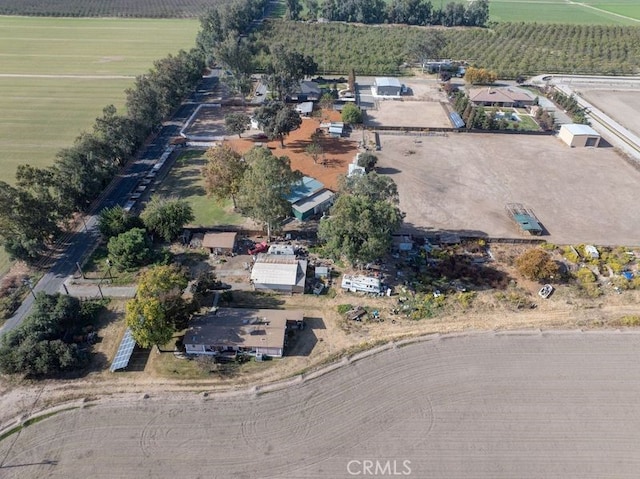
<box><xmin>338</xmin><ymin>172</ymin><xmax>399</xmax><ymax>203</ymax></box>
<box><xmin>515</xmin><ymin>248</ymin><xmax>559</xmax><ymax>281</ymax></box>
<box><xmin>464</xmin><ymin>66</ymin><xmax>498</xmax><ymax>85</ymax></box>
<box><xmin>253</xmin><ymin>101</ymin><xmax>302</xmax><ymax>147</ymax></box>
<box><xmin>107</xmin><ymin>228</ymin><xmax>153</xmax><ymax>271</ymax></box>
<box><xmin>0</xmin><ymin>172</ymin><xmax>62</xmax><ymax>262</ymax></box>
<box><xmin>224</xmin><ymin>112</ymin><xmax>251</xmax><ymax>138</ymax></box>
<box><xmin>0</xmin><ymin>293</ymin><xmax>89</xmax><ymax>377</ymax></box>
<box><xmin>141</xmin><ymin>196</ymin><xmax>194</xmax><ymax>242</ymax></box>
<box><xmin>305</xmin><ymin>137</ymin><xmax>324</xmax><ymax>164</ymax></box>
<box><xmin>264</xmin><ymin>45</ymin><xmax>317</xmax><ymax>100</ymax></box>
<box><xmin>237</xmin><ymin>147</ymin><xmax>301</xmax><ymax>239</ymax></box>
<box><xmin>98</xmin><ymin>205</ymin><xmax>141</xmax><ymax>239</ymax></box>
<box><xmin>286</xmin><ymin>0</ymin><xmax>302</xmax><ymax>20</ymax></box>
<box><xmin>125</xmin><ymin>265</ymin><xmax>190</xmax><ymax>349</ymax></box>
<box><xmin>407</xmin><ymin>30</ymin><xmax>446</xmax><ymax>69</ymax></box>
<box><xmin>318</xmin><ymin>194</ymin><xmax>404</xmax><ymax>265</ymax></box>
<box><xmin>357</xmin><ymin>152</ymin><xmax>378</xmax><ymax>172</ymax></box>
<box><xmin>341</xmin><ymin>102</ymin><xmax>363</xmax><ymax>124</ymax></box>
<box><xmin>202</xmin><ymin>144</ymin><xmax>248</xmax><ymax>209</ymax></box>
<box><xmin>92</xmin><ymin>104</ymin><xmax>141</xmax><ymax>167</ymax></box>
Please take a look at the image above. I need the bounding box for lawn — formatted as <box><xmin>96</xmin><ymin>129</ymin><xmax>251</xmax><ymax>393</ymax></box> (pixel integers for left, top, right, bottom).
<box><xmin>155</xmin><ymin>150</ymin><xmax>244</xmax><ymax>227</ymax></box>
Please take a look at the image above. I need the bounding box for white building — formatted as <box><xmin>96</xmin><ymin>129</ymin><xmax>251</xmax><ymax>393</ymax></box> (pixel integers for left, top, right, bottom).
<box><xmin>558</xmin><ymin>124</ymin><xmax>601</xmax><ymax>148</ymax></box>
<box><xmin>372</xmin><ymin>77</ymin><xmax>402</xmax><ymax>97</ymax></box>
<box><xmin>250</xmin><ymin>253</ymin><xmax>307</xmax><ymax>294</ymax></box>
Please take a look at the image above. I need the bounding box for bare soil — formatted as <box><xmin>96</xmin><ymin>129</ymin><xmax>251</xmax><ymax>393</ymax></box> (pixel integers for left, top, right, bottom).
<box><xmin>227</xmin><ymin>109</ymin><xmax>357</xmax><ymax>191</ymax></box>
<box><xmin>375</xmin><ymin>133</ymin><xmax>640</xmax><ymax>245</ymax></box>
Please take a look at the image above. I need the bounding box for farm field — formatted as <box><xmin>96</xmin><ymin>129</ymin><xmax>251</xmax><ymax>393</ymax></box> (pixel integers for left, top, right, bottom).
<box><xmin>0</xmin><ymin>17</ymin><xmax>199</xmax><ymax>182</ymax></box>
<box><xmin>0</xmin><ymin>16</ymin><xmax>198</xmax><ymax>275</ymax></box>
<box><xmin>375</xmin><ymin>133</ymin><xmax>640</xmax><ymax>245</ymax></box>
<box><xmin>3</xmin><ymin>333</ymin><xmax>640</xmax><ymax>478</ymax></box>
<box><xmin>0</xmin><ymin>0</ymin><xmax>224</xmax><ymax>17</ymax></box>
<box><xmin>489</xmin><ymin>0</ymin><xmax>640</xmax><ymax>24</ymax></box>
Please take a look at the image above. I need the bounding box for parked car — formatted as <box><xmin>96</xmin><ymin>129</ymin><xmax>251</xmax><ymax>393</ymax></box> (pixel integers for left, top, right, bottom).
<box><xmin>248</xmin><ymin>241</ymin><xmax>268</xmax><ymax>255</ymax></box>
<box><xmin>538</xmin><ymin>284</ymin><xmax>554</xmax><ymax>299</ymax></box>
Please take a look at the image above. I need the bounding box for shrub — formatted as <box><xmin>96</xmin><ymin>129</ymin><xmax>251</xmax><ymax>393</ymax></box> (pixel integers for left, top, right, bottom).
<box><xmin>107</xmin><ymin>228</ymin><xmax>153</xmax><ymax>271</ymax></box>
<box><xmin>337</xmin><ymin>304</ymin><xmax>353</xmax><ymax>314</ymax></box>
<box><xmin>515</xmin><ymin>248</ymin><xmax>559</xmax><ymax>281</ymax></box>
<box><xmin>615</xmin><ymin>315</ymin><xmax>640</xmax><ymax>327</ymax></box>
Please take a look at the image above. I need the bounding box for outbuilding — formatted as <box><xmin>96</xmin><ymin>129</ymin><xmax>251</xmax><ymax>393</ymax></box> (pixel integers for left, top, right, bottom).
<box><xmin>292</xmin><ymin>188</ymin><xmax>335</xmax><ymax>221</ymax></box>
<box><xmin>373</xmin><ymin>77</ymin><xmax>402</xmax><ymax>97</ymax></box>
<box><xmin>250</xmin><ymin>253</ymin><xmax>308</xmax><ymax>294</ymax></box>
<box><xmin>558</xmin><ymin>123</ymin><xmax>601</xmax><ymax>148</ymax></box>
<box><xmin>202</xmin><ymin>231</ymin><xmax>237</xmax><ymax>255</ymax></box>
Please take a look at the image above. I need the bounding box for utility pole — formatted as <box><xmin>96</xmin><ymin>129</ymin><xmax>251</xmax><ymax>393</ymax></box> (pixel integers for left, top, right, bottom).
<box><xmin>22</xmin><ymin>278</ymin><xmax>36</xmax><ymax>299</ymax></box>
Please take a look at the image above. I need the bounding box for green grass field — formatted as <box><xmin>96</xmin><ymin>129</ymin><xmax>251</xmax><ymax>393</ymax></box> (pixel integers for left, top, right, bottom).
<box><xmin>489</xmin><ymin>0</ymin><xmax>640</xmax><ymax>24</ymax></box>
<box><xmin>0</xmin><ymin>16</ymin><xmax>198</xmax><ymax>275</ymax></box>
<box><xmin>0</xmin><ymin>17</ymin><xmax>199</xmax><ymax>184</ymax></box>
<box><xmin>156</xmin><ymin>151</ymin><xmax>243</xmax><ymax>227</ymax></box>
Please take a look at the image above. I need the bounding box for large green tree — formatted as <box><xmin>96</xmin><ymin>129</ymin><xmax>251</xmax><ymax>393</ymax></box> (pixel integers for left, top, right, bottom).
<box><xmin>0</xmin><ymin>166</ymin><xmax>63</xmax><ymax>262</ymax></box>
<box><xmin>125</xmin><ymin>265</ymin><xmax>191</xmax><ymax>349</ymax></box>
<box><xmin>318</xmin><ymin>194</ymin><xmax>404</xmax><ymax>265</ymax></box>
<box><xmin>253</xmin><ymin>101</ymin><xmax>302</xmax><ymax>147</ymax></box>
<box><xmin>107</xmin><ymin>228</ymin><xmax>153</xmax><ymax>271</ymax></box>
<box><xmin>0</xmin><ymin>293</ymin><xmax>89</xmax><ymax>377</ymax></box>
<box><xmin>338</xmin><ymin>171</ymin><xmax>399</xmax><ymax>203</ymax></box>
<box><xmin>141</xmin><ymin>196</ymin><xmax>194</xmax><ymax>242</ymax></box>
<box><xmin>264</xmin><ymin>45</ymin><xmax>317</xmax><ymax>100</ymax></box>
<box><xmin>224</xmin><ymin>112</ymin><xmax>251</xmax><ymax>138</ymax></box>
<box><xmin>203</xmin><ymin>144</ymin><xmax>247</xmax><ymax>209</ymax></box>
<box><xmin>237</xmin><ymin>147</ymin><xmax>301</xmax><ymax>239</ymax></box>
<box><xmin>341</xmin><ymin>102</ymin><xmax>363</xmax><ymax>124</ymax></box>
<box><xmin>98</xmin><ymin>205</ymin><xmax>142</xmax><ymax>239</ymax></box>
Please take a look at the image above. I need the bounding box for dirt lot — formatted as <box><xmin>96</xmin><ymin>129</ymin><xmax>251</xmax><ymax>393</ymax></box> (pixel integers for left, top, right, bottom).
<box><xmin>183</xmin><ymin>105</ymin><xmax>256</xmax><ymax>139</ymax></box>
<box><xmin>375</xmin><ymin>133</ymin><xmax>640</xmax><ymax>245</ymax></box>
<box><xmin>365</xmin><ymin>100</ymin><xmax>451</xmax><ymax>128</ymax></box>
<box><xmin>3</xmin><ymin>332</ymin><xmax>640</xmax><ymax>478</ymax></box>
<box><xmin>227</xmin><ymin>110</ymin><xmax>357</xmax><ymax>191</ymax></box>
<box><xmin>580</xmin><ymin>89</ymin><xmax>640</xmax><ymax>138</ymax></box>
<box><xmin>358</xmin><ymin>76</ymin><xmax>452</xmax><ymax>128</ymax></box>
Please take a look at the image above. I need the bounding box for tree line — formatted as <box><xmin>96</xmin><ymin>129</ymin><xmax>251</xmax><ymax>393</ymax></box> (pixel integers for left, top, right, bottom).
<box><xmin>290</xmin><ymin>0</ymin><xmax>489</xmax><ymax>27</ymax></box>
<box><xmin>0</xmin><ymin>0</ymin><xmax>271</xmax><ymax>264</ymax></box>
<box><xmin>0</xmin><ymin>293</ymin><xmax>105</xmax><ymax>377</ymax></box>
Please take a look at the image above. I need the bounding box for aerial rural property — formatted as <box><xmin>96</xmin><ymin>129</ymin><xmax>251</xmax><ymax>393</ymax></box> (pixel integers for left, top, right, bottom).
<box><xmin>1</xmin><ymin>0</ymin><xmax>640</xmax><ymax>477</ymax></box>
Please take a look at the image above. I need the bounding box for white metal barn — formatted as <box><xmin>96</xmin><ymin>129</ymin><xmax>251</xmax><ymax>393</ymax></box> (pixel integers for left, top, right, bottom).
<box><xmin>558</xmin><ymin>124</ymin><xmax>601</xmax><ymax>147</ymax></box>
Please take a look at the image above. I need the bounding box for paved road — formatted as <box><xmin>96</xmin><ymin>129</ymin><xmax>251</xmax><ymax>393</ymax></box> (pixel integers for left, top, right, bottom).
<box><xmin>2</xmin><ymin>332</ymin><xmax>640</xmax><ymax>478</ymax></box>
<box><xmin>0</xmin><ymin>82</ymin><xmax>207</xmax><ymax>335</ymax></box>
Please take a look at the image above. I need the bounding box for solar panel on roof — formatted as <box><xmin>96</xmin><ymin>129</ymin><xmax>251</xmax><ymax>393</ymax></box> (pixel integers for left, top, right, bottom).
<box><xmin>110</xmin><ymin>328</ymin><xmax>137</xmax><ymax>372</ymax></box>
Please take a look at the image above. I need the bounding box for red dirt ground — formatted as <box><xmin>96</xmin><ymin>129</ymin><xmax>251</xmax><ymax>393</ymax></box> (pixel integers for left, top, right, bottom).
<box><xmin>226</xmin><ymin>110</ymin><xmax>357</xmax><ymax>191</ymax></box>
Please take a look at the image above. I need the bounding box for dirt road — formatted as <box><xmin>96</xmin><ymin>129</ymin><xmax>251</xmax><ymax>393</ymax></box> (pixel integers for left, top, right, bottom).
<box><xmin>1</xmin><ymin>332</ymin><xmax>640</xmax><ymax>478</ymax></box>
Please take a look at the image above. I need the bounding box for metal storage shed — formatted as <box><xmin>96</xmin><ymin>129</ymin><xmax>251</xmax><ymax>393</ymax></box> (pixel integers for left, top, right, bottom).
<box><xmin>558</xmin><ymin>124</ymin><xmax>601</xmax><ymax>147</ymax></box>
